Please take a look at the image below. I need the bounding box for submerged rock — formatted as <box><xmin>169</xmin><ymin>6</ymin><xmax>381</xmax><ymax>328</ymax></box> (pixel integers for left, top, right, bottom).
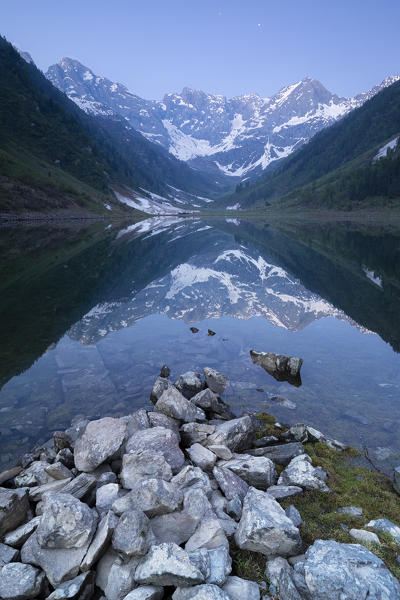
<box><xmin>250</xmin><ymin>350</ymin><xmax>303</xmax><ymax>386</ymax></box>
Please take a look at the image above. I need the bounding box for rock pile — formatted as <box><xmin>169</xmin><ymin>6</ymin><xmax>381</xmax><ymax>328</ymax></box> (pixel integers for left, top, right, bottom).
<box><xmin>0</xmin><ymin>367</ymin><xmax>399</xmax><ymax>600</ymax></box>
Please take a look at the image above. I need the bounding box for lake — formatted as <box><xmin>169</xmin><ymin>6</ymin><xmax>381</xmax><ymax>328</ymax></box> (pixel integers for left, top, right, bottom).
<box><xmin>1</xmin><ymin>216</ymin><xmax>400</xmax><ymax>471</ymax></box>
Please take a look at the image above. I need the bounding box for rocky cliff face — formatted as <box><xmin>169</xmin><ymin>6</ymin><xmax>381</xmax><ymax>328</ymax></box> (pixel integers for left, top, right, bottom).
<box><xmin>46</xmin><ymin>59</ymin><xmax>399</xmax><ymax>181</ymax></box>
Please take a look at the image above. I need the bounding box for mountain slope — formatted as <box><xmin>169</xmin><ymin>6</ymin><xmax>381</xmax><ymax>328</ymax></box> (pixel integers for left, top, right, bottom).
<box><xmin>221</xmin><ymin>79</ymin><xmax>400</xmax><ymax>210</ymax></box>
<box><xmin>0</xmin><ymin>38</ymin><xmax>218</xmax><ymax>215</ymax></box>
<box><xmin>46</xmin><ymin>58</ymin><xmax>399</xmax><ymax>181</ymax></box>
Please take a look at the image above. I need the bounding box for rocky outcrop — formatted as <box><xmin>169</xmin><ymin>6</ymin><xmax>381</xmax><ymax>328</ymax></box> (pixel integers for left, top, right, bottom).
<box><xmin>0</xmin><ymin>367</ymin><xmax>398</xmax><ymax>600</ymax></box>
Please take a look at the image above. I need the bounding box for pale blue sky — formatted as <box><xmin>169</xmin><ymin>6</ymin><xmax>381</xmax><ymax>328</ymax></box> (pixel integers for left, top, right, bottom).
<box><xmin>2</xmin><ymin>0</ymin><xmax>400</xmax><ymax>99</ymax></box>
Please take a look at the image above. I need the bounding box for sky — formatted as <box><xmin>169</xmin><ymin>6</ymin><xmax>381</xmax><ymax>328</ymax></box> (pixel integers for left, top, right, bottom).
<box><xmin>2</xmin><ymin>0</ymin><xmax>400</xmax><ymax>100</ymax></box>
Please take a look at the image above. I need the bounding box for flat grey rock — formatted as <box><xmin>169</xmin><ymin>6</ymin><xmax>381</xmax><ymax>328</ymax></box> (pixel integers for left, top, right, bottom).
<box><xmin>247</xmin><ymin>442</ymin><xmax>305</xmax><ymax>465</ymax></box>
<box><xmin>0</xmin><ymin>562</ymin><xmax>45</xmax><ymax>600</ymax></box>
<box><xmin>0</xmin><ymin>487</ymin><xmax>29</xmax><ymax>536</ymax></box>
<box><xmin>36</xmin><ymin>492</ymin><xmax>97</xmax><ymax>549</ymax></box>
<box><xmin>278</xmin><ymin>454</ymin><xmax>330</xmax><ymax>492</ymax></box>
<box><xmin>366</xmin><ymin>518</ymin><xmax>400</xmax><ymax>544</ymax></box>
<box><xmin>337</xmin><ymin>506</ymin><xmax>363</xmax><ymax>517</ymax></box>
<box><xmin>173</xmin><ymin>584</ymin><xmax>231</xmax><ymax>599</ymax></box>
<box><xmin>0</xmin><ymin>542</ymin><xmax>19</xmax><ymax>567</ymax></box>
<box><xmin>181</xmin><ymin>422</ymin><xmax>216</xmax><ymax>447</ymax></box>
<box><xmin>213</xmin><ymin>466</ymin><xmax>249</xmax><ymax>501</ymax></box>
<box><xmin>112</xmin><ymin>509</ymin><xmax>154</xmax><ymax>557</ymax></box>
<box><xmin>29</xmin><ymin>478</ymin><xmax>71</xmax><ymax>502</ymax></box>
<box><xmin>104</xmin><ymin>555</ymin><xmax>140</xmax><ymax>600</ymax></box>
<box><xmin>208</xmin><ymin>445</ymin><xmax>232</xmax><ymax>460</ymax></box>
<box><xmin>222</xmin><ymin>576</ymin><xmax>260</xmax><ymax>600</ymax></box>
<box><xmin>15</xmin><ymin>461</ymin><xmax>54</xmax><ymax>488</ymax></box>
<box><xmin>174</xmin><ymin>371</ymin><xmax>203</xmax><ymax>399</ymax></box>
<box><xmin>205</xmin><ymin>417</ymin><xmax>255</xmax><ymax>452</ymax></box>
<box><xmin>123</xmin><ymin>586</ymin><xmax>163</xmax><ymax>600</ymax></box>
<box><xmin>112</xmin><ymin>478</ymin><xmax>182</xmax><ymax>517</ymax></box>
<box><xmin>185</xmin><ymin>515</ymin><xmax>228</xmax><ymax>552</ymax></box>
<box><xmin>96</xmin><ymin>483</ymin><xmax>125</xmax><ymax>514</ymax></box>
<box><xmin>218</xmin><ymin>454</ymin><xmax>277</xmax><ymax>490</ymax></box>
<box><xmin>207</xmin><ymin>545</ymin><xmax>232</xmax><ymax>585</ymax></box>
<box><xmin>188</xmin><ymin>443</ymin><xmax>217</xmax><ymax>471</ymax></box>
<box><xmin>285</xmin><ymin>505</ymin><xmax>302</xmax><ymax>527</ymax></box>
<box><xmin>74</xmin><ymin>417</ymin><xmax>127</xmax><ymax>472</ymax></box>
<box><xmin>120</xmin><ymin>449</ymin><xmax>172</xmax><ymax>489</ymax></box>
<box><xmin>81</xmin><ymin>510</ymin><xmax>118</xmax><ymax>571</ymax></box>
<box><xmin>147</xmin><ymin>411</ymin><xmax>181</xmax><ymax>437</ymax></box>
<box><xmin>126</xmin><ymin>426</ymin><xmax>184</xmax><ymax>473</ymax></box>
<box><xmin>203</xmin><ymin>368</ymin><xmax>227</xmax><ymax>395</ymax></box>
<box><xmin>150</xmin><ymin>510</ymin><xmax>198</xmax><ymax>545</ymax></box>
<box><xmin>46</xmin><ymin>571</ymin><xmax>94</xmax><ymax>599</ymax></box>
<box><xmin>135</xmin><ymin>542</ymin><xmax>205</xmax><ymax>586</ymax></box>
<box><xmin>45</xmin><ymin>462</ymin><xmax>72</xmax><ymax>481</ymax></box>
<box><xmin>235</xmin><ymin>487</ymin><xmax>302</xmax><ymax>557</ymax></box>
<box><xmin>172</xmin><ymin>466</ymin><xmax>212</xmax><ymax>497</ymax></box>
<box><xmin>3</xmin><ymin>516</ymin><xmax>41</xmax><ymax>548</ymax></box>
<box><xmin>296</xmin><ymin>539</ymin><xmax>400</xmax><ymax>599</ymax></box>
<box><xmin>267</xmin><ymin>485</ymin><xmax>303</xmax><ymax>499</ymax></box>
<box><xmin>266</xmin><ymin>556</ymin><xmax>302</xmax><ymax>600</ymax></box>
<box><xmin>150</xmin><ymin>376</ymin><xmax>172</xmax><ymax>404</ymax></box>
<box><xmin>349</xmin><ymin>528</ymin><xmax>380</xmax><ymax>545</ymax></box>
<box><xmin>60</xmin><ymin>473</ymin><xmax>96</xmax><ymax>500</ymax></box>
<box><xmin>155</xmin><ymin>387</ymin><xmax>206</xmax><ymax>423</ymax></box>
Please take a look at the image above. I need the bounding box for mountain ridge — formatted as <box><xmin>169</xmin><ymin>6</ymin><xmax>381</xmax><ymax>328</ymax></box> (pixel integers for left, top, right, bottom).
<box><xmin>46</xmin><ymin>58</ymin><xmax>400</xmax><ymax>181</ymax></box>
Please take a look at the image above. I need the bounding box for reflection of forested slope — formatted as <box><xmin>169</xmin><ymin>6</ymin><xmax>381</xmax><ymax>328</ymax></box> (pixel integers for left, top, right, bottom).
<box><xmin>0</xmin><ymin>222</ymin><xmax>224</xmax><ymax>389</ymax></box>
<box><xmin>215</xmin><ymin>219</ymin><xmax>400</xmax><ymax>352</ymax></box>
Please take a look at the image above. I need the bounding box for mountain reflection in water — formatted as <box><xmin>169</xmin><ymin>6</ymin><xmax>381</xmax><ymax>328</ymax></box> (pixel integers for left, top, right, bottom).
<box><xmin>0</xmin><ymin>217</ymin><xmax>399</xmax><ymax>470</ymax></box>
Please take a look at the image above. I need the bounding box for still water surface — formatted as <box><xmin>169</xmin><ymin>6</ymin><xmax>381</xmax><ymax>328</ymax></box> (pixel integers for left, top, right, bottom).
<box><xmin>1</xmin><ymin>217</ymin><xmax>400</xmax><ymax>469</ymax></box>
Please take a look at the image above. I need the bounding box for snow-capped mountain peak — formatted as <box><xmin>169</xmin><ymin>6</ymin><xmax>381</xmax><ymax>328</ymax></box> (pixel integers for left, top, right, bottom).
<box><xmin>46</xmin><ymin>60</ymin><xmax>400</xmax><ymax>181</ymax></box>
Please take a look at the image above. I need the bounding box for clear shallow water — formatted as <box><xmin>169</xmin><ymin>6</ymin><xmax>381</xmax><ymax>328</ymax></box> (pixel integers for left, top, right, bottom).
<box><xmin>1</xmin><ymin>217</ymin><xmax>400</xmax><ymax>470</ymax></box>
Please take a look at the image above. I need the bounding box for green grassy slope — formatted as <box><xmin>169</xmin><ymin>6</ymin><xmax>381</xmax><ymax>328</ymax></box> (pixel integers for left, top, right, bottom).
<box><xmin>221</xmin><ymin>80</ymin><xmax>400</xmax><ymax>210</ymax></box>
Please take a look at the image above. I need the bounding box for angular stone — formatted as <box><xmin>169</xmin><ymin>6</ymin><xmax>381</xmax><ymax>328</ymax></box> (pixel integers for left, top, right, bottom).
<box><xmin>126</xmin><ymin>427</ymin><xmax>184</xmax><ymax>474</ymax></box>
<box><xmin>95</xmin><ymin>548</ymin><xmax>117</xmax><ymax>592</ymax></box>
<box><xmin>205</xmin><ymin>417</ymin><xmax>255</xmax><ymax>452</ymax></box>
<box><xmin>187</xmin><ymin>547</ymin><xmax>211</xmax><ymax>580</ymax></box>
<box><xmin>29</xmin><ymin>478</ymin><xmax>71</xmax><ymax>502</ymax></box>
<box><xmin>218</xmin><ymin>454</ymin><xmax>276</xmax><ymax>490</ymax></box>
<box><xmin>0</xmin><ymin>466</ymin><xmax>22</xmax><ymax>486</ymax></box>
<box><xmin>253</xmin><ymin>435</ymin><xmax>279</xmax><ymax>448</ymax></box>
<box><xmin>349</xmin><ymin>528</ymin><xmax>381</xmax><ymax>545</ymax></box>
<box><xmin>183</xmin><ymin>488</ymin><xmax>212</xmax><ymax>524</ymax></box>
<box><xmin>213</xmin><ymin>466</ymin><xmax>249</xmax><ymax>501</ymax></box>
<box><xmin>120</xmin><ymin>450</ymin><xmax>172</xmax><ymax>489</ymax></box>
<box><xmin>185</xmin><ymin>516</ymin><xmax>228</xmax><ymax>552</ymax></box>
<box><xmin>266</xmin><ymin>557</ymin><xmax>302</xmax><ymax>600</ymax></box>
<box><xmin>15</xmin><ymin>461</ymin><xmax>54</xmax><ymax>488</ymax></box>
<box><xmin>267</xmin><ymin>485</ymin><xmax>303</xmax><ymax>500</ymax></box>
<box><xmin>173</xmin><ymin>584</ymin><xmax>231</xmax><ymax>600</ymax></box>
<box><xmin>104</xmin><ymin>555</ymin><xmax>140</xmax><ymax>600</ymax></box>
<box><xmin>155</xmin><ymin>387</ymin><xmax>205</xmax><ymax>423</ymax></box>
<box><xmin>96</xmin><ymin>483</ymin><xmax>125</xmax><ymax>514</ymax></box>
<box><xmin>112</xmin><ymin>478</ymin><xmax>182</xmax><ymax>517</ymax></box>
<box><xmin>150</xmin><ymin>510</ymin><xmax>198</xmax><ymax>545</ymax></box>
<box><xmin>203</xmin><ymin>368</ymin><xmax>227</xmax><ymax>395</ymax></box>
<box><xmin>3</xmin><ymin>517</ymin><xmax>41</xmax><ymax>548</ymax></box>
<box><xmin>181</xmin><ymin>423</ymin><xmax>215</xmax><ymax>447</ymax></box>
<box><xmin>81</xmin><ymin>511</ymin><xmax>118</xmax><ymax>571</ymax></box>
<box><xmin>247</xmin><ymin>442</ymin><xmax>305</xmax><ymax>465</ymax></box>
<box><xmin>150</xmin><ymin>376</ymin><xmax>172</xmax><ymax>404</ymax></box>
<box><xmin>74</xmin><ymin>417</ymin><xmax>127</xmax><ymax>472</ymax></box>
<box><xmin>53</xmin><ymin>430</ymin><xmax>72</xmax><ymax>452</ymax></box>
<box><xmin>366</xmin><ymin>518</ymin><xmax>400</xmax><ymax>543</ymax></box>
<box><xmin>147</xmin><ymin>411</ymin><xmax>181</xmax><ymax>437</ymax></box>
<box><xmin>56</xmin><ymin>449</ymin><xmax>74</xmax><ymax>469</ymax></box>
<box><xmin>207</xmin><ymin>545</ymin><xmax>232</xmax><ymax>585</ymax></box>
<box><xmin>208</xmin><ymin>445</ymin><xmax>232</xmax><ymax>460</ymax></box>
<box><xmin>123</xmin><ymin>587</ymin><xmax>163</xmax><ymax>600</ymax></box>
<box><xmin>47</xmin><ymin>571</ymin><xmax>94</xmax><ymax>599</ymax></box>
<box><xmin>112</xmin><ymin>510</ymin><xmax>154</xmax><ymax>557</ymax></box>
<box><xmin>21</xmin><ymin>531</ymin><xmax>90</xmax><ymax>587</ymax></box>
<box><xmin>45</xmin><ymin>462</ymin><xmax>72</xmax><ymax>480</ymax></box>
<box><xmin>124</xmin><ymin>409</ymin><xmax>150</xmax><ymax>436</ymax></box>
<box><xmin>285</xmin><ymin>505</ymin><xmax>302</xmax><ymax>527</ymax></box>
<box><xmin>174</xmin><ymin>371</ymin><xmax>203</xmax><ymax>399</ymax></box>
<box><xmin>297</xmin><ymin>539</ymin><xmax>400</xmax><ymax>599</ymax></box>
<box><xmin>222</xmin><ymin>576</ymin><xmax>260</xmax><ymax>600</ymax></box>
<box><xmin>0</xmin><ymin>542</ymin><xmax>19</xmax><ymax>567</ymax></box>
<box><xmin>172</xmin><ymin>466</ymin><xmax>212</xmax><ymax>497</ymax></box>
<box><xmin>337</xmin><ymin>506</ymin><xmax>363</xmax><ymax>517</ymax></box>
<box><xmin>135</xmin><ymin>542</ymin><xmax>205</xmax><ymax>586</ymax></box>
<box><xmin>191</xmin><ymin>388</ymin><xmax>220</xmax><ymax>411</ymax></box>
<box><xmin>59</xmin><ymin>473</ymin><xmax>96</xmax><ymax>499</ymax></box>
<box><xmin>235</xmin><ymin>487</ymin><xmax>302</xmax><ymax>557</ymax></box>
<box><xmin>36</xmin><ymin>492</ymin><xmax>97</xmax><ymax>550</ymax></box>
<box><xmin>188</xmin><ymin>444</ymin><xmax>217</xmax><ymax>471</ymax></box>
<box><xmin>0</xmin><ymin>487</ymin><xmax>29</xmax><ymax>536</ymax></box>
<box><xmin>0</xmin><ymin>562</ymin><xmax>45</xmax><ymax>600</ymax></box>
<box><xmin>278</xmin><ymin>454</ymin><xmax>330</xmax><ymax>492</ymax></box>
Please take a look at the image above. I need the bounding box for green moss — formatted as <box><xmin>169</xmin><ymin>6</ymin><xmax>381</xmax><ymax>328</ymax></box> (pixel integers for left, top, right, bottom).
<box><xmin>232</xmin><ymin>549</ymin><xmax>269</xmax><ymax>586</ymax></box>
<box><xmin>279</xmin><ymin>442</ymin><xmax>400</xmax><ymax>578</ymax></box>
